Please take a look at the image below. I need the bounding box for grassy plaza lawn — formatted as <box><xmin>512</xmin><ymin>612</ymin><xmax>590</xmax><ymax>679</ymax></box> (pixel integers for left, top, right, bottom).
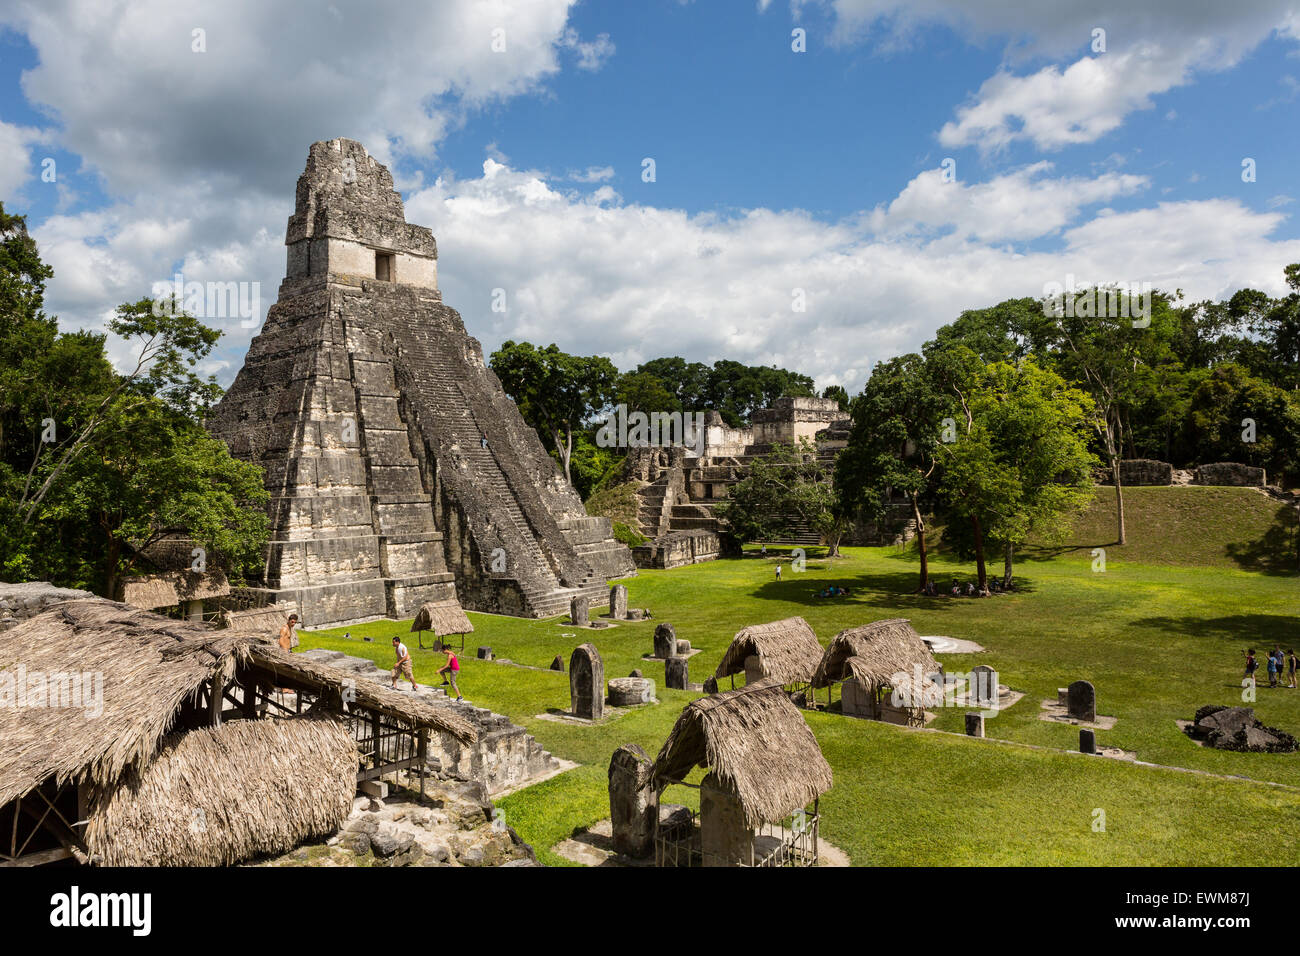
<box><xmin>301</xmin><ymin>487</ymin><xmax>1300</xmax><ymax>866</ymax></box>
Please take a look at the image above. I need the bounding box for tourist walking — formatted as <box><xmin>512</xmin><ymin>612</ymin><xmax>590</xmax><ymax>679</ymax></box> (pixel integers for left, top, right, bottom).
<box><xmin>1267</xmin><ymin>647</ymin><xmax>1279</xmax><ymax>687</ymax></box>
<box><xmin>775</xmin><ymin>563</ymin><xmax>782</xmax><ymax>581</ymax></box>
<box><xmin>391</xmin><ymin>636</ymin><xmax>419</xmax><ymax>691</ymax></box>
<box><xmin>278</xmin><ymin>613</ymin><xmax>299</xmax><ymax>652</ymax></box>
<box><xmin>276</xmin><ymin>613</ymin><xmax>300</xmax><ymax>694</ymax></box>
<box><xmin>438</xmin><ymin>645</ymin><xmax>463</xmax><ymax>701</ymax></box>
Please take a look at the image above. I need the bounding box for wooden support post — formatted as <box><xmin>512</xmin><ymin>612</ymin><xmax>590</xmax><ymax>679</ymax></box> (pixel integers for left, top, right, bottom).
<box><xmin>371</xmin><ymin>714</ymin><xmax>382</xmax><ymax>771</ymax></box>
<box><xmin>242</xmin><ymin>680</ymin><xmax>259</xmax><ymax>720</ymax></box>
<box><xmin>209</xmin><ymin>675</ymin><xmax>224</xmax><ymax>726</ymax></box>
<box><xmin>417</xmin><ymin>729</ymin><xmax>428</xmax><ymax>800</ymax></box>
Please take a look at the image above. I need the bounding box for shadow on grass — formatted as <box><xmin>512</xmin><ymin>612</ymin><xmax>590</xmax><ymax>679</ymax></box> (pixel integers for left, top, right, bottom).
<box><xmin>1018</xmin><ymin>542</ymin><xmax>1114</xmax><ymax>562</ymax></box>
<box><xmin>1224</xmin><ymin>503</ymin><xmax>1300</xmax><ymax>575</ymax></box>
<box><xmin>748</xmin><ymin>566</ymin><xmax>1037</xmax><ymax>610</ymax></box>
<box><xmin>1129</xmin><ymin>613</ymin><xmax>1300</xmax><ymax>645</ymax></box>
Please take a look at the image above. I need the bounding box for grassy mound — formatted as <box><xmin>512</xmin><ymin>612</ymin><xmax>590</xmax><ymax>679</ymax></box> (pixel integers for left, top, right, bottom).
<box><xmin>1025</xmin><ymin>485</ymin><xmax>1298</xmax><ymax>572</ymax></box>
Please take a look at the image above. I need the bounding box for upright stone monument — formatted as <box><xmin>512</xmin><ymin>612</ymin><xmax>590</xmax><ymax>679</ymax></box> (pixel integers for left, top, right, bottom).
<box><xmin>207</xmin><ymin>138</ymin><xmax>634</xmax><ymax>626</ymax></box>
<box><xmin>1079</xmin><ymin>728</ymin><xmax>1097</xmax><ymax>754</ymax></box>
<box><xmin>609</xmin><ymin>584</ymin><xmax>628</xmax><ymax>620</ymax></box>
<box><xmin>665</xmin><ymin>656</ymin><xmax>689</xmax><ymax>690</ymax></box>
<box><xmin>965</xmin><ymin>712</ymin><xmax>985</xmax><ymax>738</ymax></box>
<box><xmin>570</xmin><ymin>595</ymin><xmax>589</xmax><ymax>627</ymax></box>
<box><xmin>570</xmin><ymin>643</ymin><xmax>605</xmax><ymax>720</ymax></box>
<box><xmin>1067</xmin><ymin>680</ymin><xmax>1096</xmax><ymax>722</ymax></box>
<box><xmin>653</xmin><ymin>623</ymin><xmax>678</xmax><ymax>659</ymax></box>
<box><xmin>608</xmin><ymin>744</ymin><xmax>657</xmax><ymax>858</ymax></box>
<box><xmin>969</xmin><ymin>665</ymin><xmax>999</xmax><ymax>706</ymax></box>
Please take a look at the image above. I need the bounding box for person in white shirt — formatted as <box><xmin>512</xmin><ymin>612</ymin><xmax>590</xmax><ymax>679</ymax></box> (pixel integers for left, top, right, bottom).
<box><xmin>391</xmin><ymin>637</ymin><xmax>418</xmax><ymax>691</ymax></box>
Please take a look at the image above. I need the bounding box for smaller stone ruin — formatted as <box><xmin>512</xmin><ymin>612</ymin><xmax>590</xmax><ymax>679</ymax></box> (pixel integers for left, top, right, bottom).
<box><xmin>1116</xmin><ymin>459</ymin><xmax>1173</xmax><ymax>486</ymax></box>
<box><xmin>1194</xmin><ymin>462</ymin><xmax>1267</xmax><ymax>487</ymax></box>
<box><xmin>1185</xmin><ymin>705</ymin><xmax>1297</xmax><ymax>753</ymax></box>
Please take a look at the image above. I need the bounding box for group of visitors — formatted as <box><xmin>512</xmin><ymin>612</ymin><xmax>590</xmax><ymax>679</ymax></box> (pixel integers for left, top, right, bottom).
<box><xmin>1243</xmin><ymin>646</ymin><xmax>1298</xmax><ymax>688</ymax></box>
<box><xmin>391</xmin><ymin>637</ymin><xmax>464</xmax><ymax>700</ymax></box>
<box><xmin>920</xmin><ymin>578</ymin><xmax>1011</xmax><ymax>598</ymax></box>
<box><xmin>277</xmin><ymin>612</ymin><xmax>467</xmax><ymax>701</ymax></box>
<box><xmin>812</xmin><ymin>585</ymin><xmax>853</xmax><ymax>598</ymax></box>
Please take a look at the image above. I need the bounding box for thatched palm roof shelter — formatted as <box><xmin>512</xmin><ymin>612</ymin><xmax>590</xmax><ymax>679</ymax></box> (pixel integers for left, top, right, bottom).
<box><xmin>411</xmin><ymin>600</ymin><xmax>474</xmax><ymax>637</ymax></box>
<box><xmin>120</xmin><ymin>569</ymin><xmax>230</xmax><ymax>610</ymax></box>
<box><xmin>84</xmin><ymin>715</ymin><xmax>355</xmax><ymax>866</ymax></box>
<box><xmin>714</xmin><ymin>616</ymin><xmax>822</xmax><ymax>684</ymax></box>
<box><xmin>220</xmin><ymin>602</ymin><xmax>293</xmax><ymax>634</ymax></box>
<box><xmin>812</xmin><ymin>618</ymin><xmax>937</xmax><ymax>692</ymax></box>
<box><xmin>0</xmin><ymin>598</ymin><xmax>474</xmax><ymax>866</ymax></box>
<box><xmin>0</xmin><ymin>600</ymin><xmax>258</xmax><ymax>810</ymax></box>
<box><xmin>652</xmin><ymin>678</ymin><xmax>832</xmax><ymax>829</ymax></box>
<box><xmin>410</xmin><ymin>599</ymin><xmax>474</xmax><ymax>650</ymax></box>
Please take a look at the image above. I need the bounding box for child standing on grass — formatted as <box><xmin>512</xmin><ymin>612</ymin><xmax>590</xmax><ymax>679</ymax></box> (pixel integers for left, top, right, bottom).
<box><xmin>1244</xmin><ymin>648</ymin><xmax>1259</xmax><ymax>685</ymax></box>
<box><xmin>438</xmin><ymin>645</ymin><xmax>463</xmax><ymax>701</ymax></box>
<box><xmin>1289</xmin><ymin>649</ymin><xmax>1298</xmax><ymax>689</ymax></box>
<box><xmin>775</xmin><ymin>563</ymin><xmax>782</xmax><ymax>581</ymax></box>
<box><xmin>1267</xmin><ymin>648</ymin><xmax>1279</xmax><ymax>687</ymax></box>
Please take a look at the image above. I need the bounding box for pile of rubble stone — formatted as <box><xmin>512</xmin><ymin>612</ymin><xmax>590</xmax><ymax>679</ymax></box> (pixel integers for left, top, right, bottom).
<box><xmin>261</xmin><ymin>780</ymin><xmax>538</xmax><ymax>867</ymax></box>
<box><xmin>1185</xmin><ymin>705</ymin><xmax>1298</xmax><ymax>753</ymax></box>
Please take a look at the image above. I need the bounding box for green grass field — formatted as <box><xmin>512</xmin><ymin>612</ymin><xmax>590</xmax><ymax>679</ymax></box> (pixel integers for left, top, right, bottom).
<box><xmin>301</xmin><ymin>486</ymin><xmax>1300</xmax><ymax>866</ymax></box>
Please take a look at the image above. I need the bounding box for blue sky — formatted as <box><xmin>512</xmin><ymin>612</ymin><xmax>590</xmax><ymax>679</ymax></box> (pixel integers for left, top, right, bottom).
<box><xmin>1</xmin><ymin>0</ymin><xmax>1298</xmax><ymax>392</ymax></box>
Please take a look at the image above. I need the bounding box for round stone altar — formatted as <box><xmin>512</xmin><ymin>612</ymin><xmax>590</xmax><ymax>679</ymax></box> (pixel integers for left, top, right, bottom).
<box><xmin>607</xmin><ymin>677</ymin><xmax>656</xmax><ymax>706</ymax></box>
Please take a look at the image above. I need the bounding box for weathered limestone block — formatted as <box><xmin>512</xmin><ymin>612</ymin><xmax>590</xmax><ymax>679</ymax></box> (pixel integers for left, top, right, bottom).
<box><xmin>700</xmin><ymin>772</ymin><xmax>752</xmax><ymax>867</ymax></box>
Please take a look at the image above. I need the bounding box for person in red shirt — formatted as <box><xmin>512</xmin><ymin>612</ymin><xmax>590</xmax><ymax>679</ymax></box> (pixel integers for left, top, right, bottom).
<box><xmin>438</xmin><ymin>645</ymin><xmax>463</xmax><ymax>701</ymax></box>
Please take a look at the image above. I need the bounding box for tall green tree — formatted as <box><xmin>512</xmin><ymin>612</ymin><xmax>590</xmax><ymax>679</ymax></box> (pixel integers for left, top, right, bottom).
<box><xmin>821</xmin><ymin>384</ymin><xmax>849</xmax><ymax>410</ymax></box>
<box><xmin>717</xmin><ymin>439</ymin><xmax>848</xmax><ymax>555</ymax></box>
<box><xmin>1033</xmin><ymin>288</ymin><xmax>1181</xmax><ymax>545</ymax></box>
<box><xmin>835</xmin><ymin>354</ymin><xmax>950</xmax><ymax>591</ymax></box>
<box><xmin>43</xmin><ymin>396</ymin><xmax>268</xmax><ymax>597</ymax></box>
<box><xmin>489</xmin><ymin>340</ymin><xmax>619</xmax><ymax>482</ymax></box>
<box><xmin>933</xmin><ymin>358</ymin><xmax>1096</xmax><ymax>590</ymax></box>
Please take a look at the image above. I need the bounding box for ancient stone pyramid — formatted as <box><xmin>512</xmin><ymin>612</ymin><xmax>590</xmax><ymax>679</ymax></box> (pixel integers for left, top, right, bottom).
<box><xmin>209</xmin><ymin>139</ymin><xmax>634</xmax><ymax>626</ymax></box>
